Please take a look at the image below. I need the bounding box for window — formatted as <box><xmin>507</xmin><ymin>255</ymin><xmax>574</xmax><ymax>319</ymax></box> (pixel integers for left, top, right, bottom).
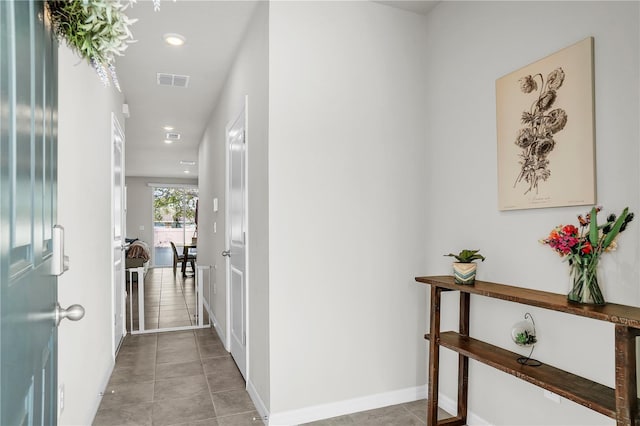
<box><xmin>152</xmin><ymin>186</ymin><xmax>198</xmax><ymax>267</ymax></box>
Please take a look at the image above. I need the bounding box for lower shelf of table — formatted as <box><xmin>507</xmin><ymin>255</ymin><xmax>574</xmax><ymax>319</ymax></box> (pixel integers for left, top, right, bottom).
<box><xmin>425</xmin><ymin>331</ymin><xmax>635</xmax><ymax>420</ymax></box>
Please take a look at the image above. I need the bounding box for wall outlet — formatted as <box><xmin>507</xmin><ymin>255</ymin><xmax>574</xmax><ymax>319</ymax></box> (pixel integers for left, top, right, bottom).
<box><xmin>139</xmin><ymin>225</ymin><xmax>144</xmax><ymax>231</ymax></box>
<box><xmin>544</xmin><ymin>390</ymin><xmax>561</xmax><ymax>403</ymax></box>
<box><xmin>58</xmin><ymin>384</ymin><xmax>65</xmax><ymax>414</ymax></box>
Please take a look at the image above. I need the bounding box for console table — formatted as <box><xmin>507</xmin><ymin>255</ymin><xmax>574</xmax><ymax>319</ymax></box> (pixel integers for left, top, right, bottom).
<box><xmin>415</xmin><ymin>275</ymin><xmax>640</xmax><ymax>426</ymax></box>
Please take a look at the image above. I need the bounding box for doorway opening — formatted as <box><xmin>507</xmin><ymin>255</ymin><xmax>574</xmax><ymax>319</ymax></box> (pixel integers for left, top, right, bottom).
<box><xmin>152</xmin><ymin>186</ymin><xmax>198</xmax><ymax>267</ymax></box>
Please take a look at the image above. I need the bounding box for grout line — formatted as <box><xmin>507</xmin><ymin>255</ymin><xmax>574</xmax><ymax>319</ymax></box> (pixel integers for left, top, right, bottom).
<box><xmin>402</xmin><ymin>404</ymin><xmax>427</xmax><ymax>425</ymax></box>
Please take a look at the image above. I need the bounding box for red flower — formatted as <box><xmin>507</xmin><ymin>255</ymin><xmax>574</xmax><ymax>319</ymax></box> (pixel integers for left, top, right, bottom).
<box><xmin>581</xmin><ymin>242</ymin><xmax>593</xmax><ymax>255</ymax></box>
<box><xmin>562</xmin><ymin>225</ymin><xmax>578</xmax><ymax>236</ymax></box>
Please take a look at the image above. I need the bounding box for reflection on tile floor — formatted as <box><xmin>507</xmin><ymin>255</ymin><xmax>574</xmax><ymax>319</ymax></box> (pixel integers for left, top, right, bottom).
<box><xmin>126</xmin><ymin>267</ymin><xmax>208</xmax><ymax>332</ymax></box>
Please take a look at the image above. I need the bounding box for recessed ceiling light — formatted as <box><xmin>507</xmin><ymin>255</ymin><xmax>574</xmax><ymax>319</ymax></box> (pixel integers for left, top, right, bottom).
<box><xmin>163</xmin><ymin>33</ymin><xmax>186</xmax><ymax>46</ymax></box>
<box><xmin>163</xmin><ymin>126</ymin><xmax>174</xmax><ymax>131</ymax></box>
<box><xmin>184</xmin><ymin>170</ymin><xmax>190</xmax><ymax>174</ymax></box>
<box><xmin>180</xmin><ymin>160</ymin><xmax>196</xmax><ymax>166</ymax></box>
<box><xmin>164</xmin><ymin>140</ymin><xmax>173</xmax><ymax>144</ymax></box>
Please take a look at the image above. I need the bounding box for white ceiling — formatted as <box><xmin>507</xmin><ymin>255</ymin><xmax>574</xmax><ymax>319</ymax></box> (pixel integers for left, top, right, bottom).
<box><xmin>116</xmin><ymin>0</ymin><xmax>438</xmax><ymax>179</ymax></box>
<box><xmin>116</xmin><ymin>0</ymin><xmax>258</xmax><ymax>178</ymax></box>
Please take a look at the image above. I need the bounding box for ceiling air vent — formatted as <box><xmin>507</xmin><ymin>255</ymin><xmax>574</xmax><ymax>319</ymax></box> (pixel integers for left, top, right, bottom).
<box><xmin>165</xmin><ymin>132</ymin><xmax>181</xmax><ymax>141</ymax></box>
<box><xmin>156</xmin><ymin>73</ymin><xmax>190</xmax><ymax>88</ymax></box>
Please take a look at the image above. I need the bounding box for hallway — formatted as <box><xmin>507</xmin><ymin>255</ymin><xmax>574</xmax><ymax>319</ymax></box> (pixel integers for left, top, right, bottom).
<box><xmin>93</xmin><ymin>328</ymin><xmax>260</xmax><ymax>425</ymax></box>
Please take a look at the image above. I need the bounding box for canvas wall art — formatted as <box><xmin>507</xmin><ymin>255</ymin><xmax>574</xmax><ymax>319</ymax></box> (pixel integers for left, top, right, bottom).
<box><xmin>496</xmin><ymin>37</ymin><xmax>595</xmax><ymax>211</ymax></box>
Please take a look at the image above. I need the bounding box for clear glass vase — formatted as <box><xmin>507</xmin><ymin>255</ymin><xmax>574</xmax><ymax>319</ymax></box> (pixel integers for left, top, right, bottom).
<box><xmin>567</xmin><ymin>256</ymin><xmax>605</xmax><ymax>305</ymax></box>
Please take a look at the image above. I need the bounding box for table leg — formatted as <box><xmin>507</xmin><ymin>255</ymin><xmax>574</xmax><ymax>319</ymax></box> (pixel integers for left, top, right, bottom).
<box><xmin>182</xmin><ymin>246</ymin><xmax>188</xmax><ymax>276</ymax></box>
<box><xmin>428</xmin><ymin>286</ymin><xmax>442</xmax><ymax>426</ymax></box>
<box><xmin>457</xmin><ymin>292</ymin><xmax>470</xmax><ymax>424</ymax></box>
<box><xmin>615</xmin><ymin>324</ymin><xmax>639</xmax><ymax>425</ymax></box>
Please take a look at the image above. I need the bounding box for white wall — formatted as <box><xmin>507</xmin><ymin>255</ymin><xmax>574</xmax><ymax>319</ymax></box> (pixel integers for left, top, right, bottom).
<box><xmin>423</xmin><ymin>2</ymin><xmax>640</xmax><ymax>424</ymax></box>
<box><xmin>57</xmin><ymin>44</ymin><xmax>125</xmax><ymax>425</ymax></box>
<box><xmin>125</xmin><ymin>176</ymin><xmax>197</xmax><ymax>265</ymax></box>
<box><xmin>267</xmin><ymin>1</ymin><xmax>429</xmax><ymax>421</ymax></box>
<box><xmin>197</xmin><ymin>0</ymin><xmax>270</xmax><ymax>412</ymax></box>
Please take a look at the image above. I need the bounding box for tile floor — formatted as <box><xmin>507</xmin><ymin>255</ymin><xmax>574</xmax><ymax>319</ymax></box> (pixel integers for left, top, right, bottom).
<box><xmin>126</xmin><ymin>267</ymin><xmax>204</xmax><ymax>332</ymax></box>
<box><xmin>93</xmin><ymin>328</ymin><xmax>260</xmax><ymax>426</ymax></box>
<box><xmin>93</xmin><ymin>325</ymin><xmax>450</xmax><ymax>426</ymax></box>
<box><xmin>300</xmin><ymin>401</ymin><xmax>451</xmax><ymax>425</ymax></box>
<box><xmin>105</xmin><ymin>267</ymin><xmax>452</xmax><ymax>426</ymax></box>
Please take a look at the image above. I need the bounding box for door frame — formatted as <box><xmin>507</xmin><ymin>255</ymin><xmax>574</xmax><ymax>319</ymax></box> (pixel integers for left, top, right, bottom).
<box><xmin>225</xmin><ymin>96</ymin><xmax>250</xmax><ymax>381</ymax></box>
<box><xmin>111</xmin><ymin>113</ymin><xmax>126</xmax><ymax>355</ymax></box>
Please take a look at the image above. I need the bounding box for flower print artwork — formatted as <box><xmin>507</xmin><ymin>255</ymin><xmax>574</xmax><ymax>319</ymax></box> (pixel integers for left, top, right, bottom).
<box><xmin>496</xmin><ymin>37</ymin><xmax>595</xmax><ymax>211</ymax></box>
<box><xmin>513</xmin><ymin>68</ymin><xmax>567</xmax><ymax>195</ymax></box>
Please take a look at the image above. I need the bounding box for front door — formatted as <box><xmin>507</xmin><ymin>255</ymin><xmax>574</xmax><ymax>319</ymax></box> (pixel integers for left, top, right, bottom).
<box><xmin>1</xmin><ymin>0</ymin><xmax>59</xmax><ymax>424</ymax></box>
<box><xmin>226</xmin><ymin>101</ymin><xmax>247</xmax><ymax>379</ymax></box>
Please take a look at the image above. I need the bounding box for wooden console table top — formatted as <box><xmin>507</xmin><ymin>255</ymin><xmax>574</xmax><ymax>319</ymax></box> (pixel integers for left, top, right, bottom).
<box><xmin>415</xmin><ymin>275</ymin><xmax>640</xmax><ymax>328</ymax></box>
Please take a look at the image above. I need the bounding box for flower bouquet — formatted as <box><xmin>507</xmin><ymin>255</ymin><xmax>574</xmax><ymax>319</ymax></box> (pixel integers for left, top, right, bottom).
<box><xmin>541</xmin><ymin>206</ymin><xmax>634</xmax><ymax>304</ymax></box>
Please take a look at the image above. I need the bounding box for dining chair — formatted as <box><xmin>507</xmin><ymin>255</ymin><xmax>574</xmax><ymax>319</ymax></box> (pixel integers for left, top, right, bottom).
<box><xmin>170</xmin><ymin>241</ymin><xmax>196</xmax><ymax>276</ymax></box>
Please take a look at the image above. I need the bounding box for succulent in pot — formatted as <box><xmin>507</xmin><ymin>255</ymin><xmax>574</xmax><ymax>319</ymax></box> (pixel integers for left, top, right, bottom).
<box><xmin>444</xmin><ymin>249</ymin><xmax>486</xmax><ymax>285</ymax></box>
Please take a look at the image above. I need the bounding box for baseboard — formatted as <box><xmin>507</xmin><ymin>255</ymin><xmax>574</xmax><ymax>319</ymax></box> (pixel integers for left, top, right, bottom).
<box><xmin>209</xmin><ymin>309</ymin><xmax>226</xmax><ymax>348</ymax></box>
<box><xmin>267</xmin><ymin>385</ymin><xmax>427</xmax><ymax>425</ymax></box>
<box><xmin>247</xmin><ymin>379</ymin><xmax>269</xmax><ymax>425</ymax></box>
<box><xmin>437</xmin><ymin>392</ymin><xmax>491</xmax><ymax>426</ymax></box>
<box><xmin>202</xmin><ymin>298</ymin><xmax>212</xmax><ymax>322</ymax></box>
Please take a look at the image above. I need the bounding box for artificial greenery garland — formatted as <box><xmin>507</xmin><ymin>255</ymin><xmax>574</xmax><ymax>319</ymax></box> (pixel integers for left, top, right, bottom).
<box><xmin>46</xmin><ymin>0</ymin><xmax>139</xmax><ymax>90</ymax></box>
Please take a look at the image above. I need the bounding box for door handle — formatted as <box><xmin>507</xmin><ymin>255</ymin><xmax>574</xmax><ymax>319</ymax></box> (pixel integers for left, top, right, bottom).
<box><xmin>55</xmin><ymin>303</ymin><xmax>85</xmax><ymax>326</ymax></box>
<box><xmin>51</xmin><ymin>225</ymin><xmax>70</xmax><ymax>276</ymax></box>
<box><xmin>221</xmin><ymin>250</ymin><xmax>231</xmax><ymax>257</ymax></box>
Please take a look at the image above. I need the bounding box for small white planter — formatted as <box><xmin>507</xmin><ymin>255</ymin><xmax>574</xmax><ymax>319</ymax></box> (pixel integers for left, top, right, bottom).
<box><xmin>452</xmin><ymin>262</ymin><xmax>477</xmax><ymax>285</ymax></box>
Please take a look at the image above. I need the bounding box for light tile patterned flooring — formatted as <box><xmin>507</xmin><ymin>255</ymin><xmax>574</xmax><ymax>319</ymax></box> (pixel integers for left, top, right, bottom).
<box><xmin>93</xmin><ymin>328</ymin><xmax>260</xmax><ymax>426</ymax></box>
<box><xmin>126</xmin><ymin>267</ymin><xmax>203</xmax><ymax>332</ymax></box>
<box><xmin>301</xmin><ymin>401</ymin><xmax>450</xmax><ymax>425</ymax></box>
<box><xmin>98</xmin><ymin>268</ymin><xmax>451</xmax><ymax>425</ymax></box>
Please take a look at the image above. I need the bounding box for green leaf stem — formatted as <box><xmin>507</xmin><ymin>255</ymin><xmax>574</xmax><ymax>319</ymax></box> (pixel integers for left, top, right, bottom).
<box><xmin>588</xmin><ymin>206</ymin><xmax>598</xmax><ymax>246</ymax></box>
<box><xmin>602</xmin><ymin>207</ymin><xmax>629</xmax><ymax>249</ymax></box>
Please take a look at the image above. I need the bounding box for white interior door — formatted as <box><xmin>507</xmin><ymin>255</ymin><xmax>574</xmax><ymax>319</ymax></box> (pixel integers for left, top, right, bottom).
<box><xmin>225</xmin><ymin>101</ymin><xmax>247</xmax><ymax>379</ymax></box>
<box><xmin>112</xmin><ymin>114</ymin><xmax>126</xmax><ymax>353</ymax></box>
